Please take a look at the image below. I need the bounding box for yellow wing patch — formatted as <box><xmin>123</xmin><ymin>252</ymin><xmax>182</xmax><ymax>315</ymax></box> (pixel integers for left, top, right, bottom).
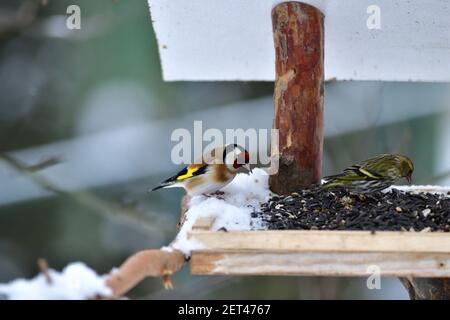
<box><xmin>358</xmin><ymin>168</ymin><xmax>379</xmax><ymax>179</ymax></box>
<box><xmin>176</xmin><ymin>165</ymin><xmax>202</xmax><ymax>181</ymax></box>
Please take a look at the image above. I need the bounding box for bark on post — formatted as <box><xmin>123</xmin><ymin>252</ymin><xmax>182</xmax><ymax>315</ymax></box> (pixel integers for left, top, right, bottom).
<box><xmin>269</xmin><ymin>2</ymin><xmax>324</xmax><ymax>194</ymax></box>
<box><xmin>400</xmin><ymin>277</ymin><xmax>450</xmax><ymax>300</ymax></box>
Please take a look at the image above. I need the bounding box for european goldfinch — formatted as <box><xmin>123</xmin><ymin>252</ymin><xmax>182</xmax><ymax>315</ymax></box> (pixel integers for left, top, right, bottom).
<box><xmin>322</xmin><ymin>154</ymin><xmax>414</xmax><ymax>193</ymax></box>
<box><xmin>151</xmin><ymin>144</ymin><xmax>250</xmax><ymax>196</ymax></box>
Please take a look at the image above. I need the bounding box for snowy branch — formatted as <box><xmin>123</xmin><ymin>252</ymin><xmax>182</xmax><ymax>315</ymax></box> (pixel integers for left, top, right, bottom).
<box><xmin>106</xmin><ymin>249</ymin><xmax>186</xmax><ymax>297</ymax></box>
<box><xmin>0</xmin><ymin>262</ymin><xmax>111</xmax><ymax>300</ymax></box>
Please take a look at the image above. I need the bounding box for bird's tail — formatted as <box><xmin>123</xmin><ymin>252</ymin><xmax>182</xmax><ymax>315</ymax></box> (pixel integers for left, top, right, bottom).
<box><xmin>321</xmin><ymin>180</ymin><xmax>341</xmax><ymax>189</ymax></box>
<box><xmin>321</xmin><ymin>173</ymin><xmax>344</xmax><ymax>186</ymax></box>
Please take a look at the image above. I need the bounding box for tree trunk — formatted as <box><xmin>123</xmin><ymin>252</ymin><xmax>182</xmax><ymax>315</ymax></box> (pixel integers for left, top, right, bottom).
<box><xmin>400</xmin><ymin>277</ymin><xmax>450</xmax><ymax>300</ymax></box>
<box><xmin>269</xmin><ymin>2</ymin><xmax>324</xmax><ymax>194</ymax></box>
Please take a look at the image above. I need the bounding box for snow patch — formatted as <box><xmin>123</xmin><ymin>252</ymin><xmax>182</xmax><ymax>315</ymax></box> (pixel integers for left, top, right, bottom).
<box><xmin>0</xmin><ymin>262</ymin><xmax>111</xmax><ymax>300</ymax></box>
<box><xmin>388</xmin><ymin>185</ymin><xmax>450</xmax><ymax>195</ymax></box>
<box><xmin>169</xmin><ymin>168</ymin><xmax>272</xmax><ymax>256</ymax></box>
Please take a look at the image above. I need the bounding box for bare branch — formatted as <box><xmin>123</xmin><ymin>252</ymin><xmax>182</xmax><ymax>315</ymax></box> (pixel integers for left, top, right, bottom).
<box><xmin>105</xmin><ymin>249</ymin><xmax>186</xmax><ymax>299</ymax></box>
<box><xmin>26</xmin><ymin>156</ymin><xmax>63</xmax><ymax>172</ymax></box>
<box><xmin>37</xmin><ymin>258</ymin><xmax>52</xmax><ymax>284</ymax></box>
<box><xmin>0</xmin><ymin>0</ymin><xmax>41</xmax><ymax>40</ymax></box>
<box><xmin>0</xmin><ymin>153</ymin><xmax>163</xmax><ymax>232</ymax></box>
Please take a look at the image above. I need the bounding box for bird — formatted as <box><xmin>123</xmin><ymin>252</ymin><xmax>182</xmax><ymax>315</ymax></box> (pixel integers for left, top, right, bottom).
<box><xmin>322</xmin><ymin>154</ymin><xmax>414</xmax><ymax>193</ymax></box>
<box><xmin>151</xmin><ymin>144</ymin><xmax>250</xmax><ymax>196</ymax></box>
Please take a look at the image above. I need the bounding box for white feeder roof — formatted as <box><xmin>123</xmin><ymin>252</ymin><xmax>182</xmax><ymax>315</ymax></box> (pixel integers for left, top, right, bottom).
<box><xmin>148</xmin><ymin>0</ymin><xmax>450</xmax><ymax>82</ymax></box>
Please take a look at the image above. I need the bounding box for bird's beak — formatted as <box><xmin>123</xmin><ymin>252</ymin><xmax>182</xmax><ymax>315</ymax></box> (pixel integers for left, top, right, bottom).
<box><xmin>406</xmin><ymin>174</ymin><xmax>412</xmax><ymax>185</ymax></box>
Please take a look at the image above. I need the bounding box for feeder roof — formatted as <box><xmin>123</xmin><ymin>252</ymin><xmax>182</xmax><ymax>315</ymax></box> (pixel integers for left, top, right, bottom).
<box><xmin>148</xmin><ymin>0</ymin><xmax>450</xmax><ymax>82</ymax></box>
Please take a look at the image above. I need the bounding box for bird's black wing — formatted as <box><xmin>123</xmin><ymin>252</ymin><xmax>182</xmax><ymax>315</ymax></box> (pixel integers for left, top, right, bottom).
<box><xmin>151</xmin><ymin>164</ymin><xmax>209</xmax><ymax>191</ymax></box>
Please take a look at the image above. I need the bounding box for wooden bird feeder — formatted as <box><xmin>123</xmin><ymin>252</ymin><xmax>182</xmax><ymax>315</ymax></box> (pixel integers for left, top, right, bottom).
<box><xmin>189</xmin><ymin>219</ymin><xmax>450</xmax><ymax>278</ymax></box>
<box><xmin>148</xmin><ymin>0</ymin><xmax>450</xmax><ymax>299</ymax></box>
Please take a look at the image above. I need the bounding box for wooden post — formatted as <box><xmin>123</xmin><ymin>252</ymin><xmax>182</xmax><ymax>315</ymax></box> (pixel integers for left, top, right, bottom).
<box><xmin>400</xmin><ymin>278</ymin><xmax>450</xmax><ymax>300</ymax></box>
<box><xmin>269</xmin><ymin>2</ymin><xmax>324</xmax><ymax>194</ymax></box>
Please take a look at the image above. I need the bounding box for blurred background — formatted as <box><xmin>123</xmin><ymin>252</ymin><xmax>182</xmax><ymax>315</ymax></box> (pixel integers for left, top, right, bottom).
<box><xmin>1</xmin><ymin>0</ymin><xmax>450</xmax><ymax>299</ymax></box>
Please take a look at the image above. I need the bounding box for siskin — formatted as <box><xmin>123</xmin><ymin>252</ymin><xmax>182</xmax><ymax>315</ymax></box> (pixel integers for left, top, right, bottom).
<box><xmin>322</xmin><ymin>154</ymin><xmax>414</xmax><ymax>193</ymax></box>
<box><xmin>151</xmin><ymin>144</ymin><xmax>250</xmax><ymax>196</ymax></box>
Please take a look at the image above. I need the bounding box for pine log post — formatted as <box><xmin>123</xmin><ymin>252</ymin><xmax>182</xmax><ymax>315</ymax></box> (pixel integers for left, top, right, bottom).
<box><xmin>269</xmin><ymin>2</ymin><xmax>324</xmax><ymax>194</ymax></box>
<box><xmin>400</xmin><ymin>278</ymin><xmax>450</xmax><ymax>300</ymax></box>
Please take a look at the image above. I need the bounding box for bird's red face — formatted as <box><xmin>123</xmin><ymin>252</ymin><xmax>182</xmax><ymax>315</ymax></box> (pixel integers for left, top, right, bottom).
<box><xmin>223</xmin><ymin>144</ymin><xmax>250</xmax><ymax>171</ymax></box>
<box><xmin>233</xmin><ymin>149</ymin><xmax>250</xmax><ymax>169</ymax></box>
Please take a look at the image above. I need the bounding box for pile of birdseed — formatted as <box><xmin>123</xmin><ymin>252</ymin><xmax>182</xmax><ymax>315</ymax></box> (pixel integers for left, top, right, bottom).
<box><xmin>253</xmin><ymin>188</ymin><xmax>450</xmax><ymax>232</ymax></box>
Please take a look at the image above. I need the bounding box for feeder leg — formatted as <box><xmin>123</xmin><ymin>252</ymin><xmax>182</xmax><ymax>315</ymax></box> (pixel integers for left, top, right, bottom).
<box><xmin>400</xmin><ymin>277</ymin><xmax>450</xmax><ymax>300</ymax></box>
<box><xmin>269</xmin><ymin>2</ymin><xmax>324</xmax><ymax>194</ymax></box>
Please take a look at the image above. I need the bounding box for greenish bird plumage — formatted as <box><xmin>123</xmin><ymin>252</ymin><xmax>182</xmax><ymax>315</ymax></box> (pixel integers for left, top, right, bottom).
<box><xmin>322</xmin><ymin>154</ymin><xmax>414</xmax><ymax>193</ymax></box>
